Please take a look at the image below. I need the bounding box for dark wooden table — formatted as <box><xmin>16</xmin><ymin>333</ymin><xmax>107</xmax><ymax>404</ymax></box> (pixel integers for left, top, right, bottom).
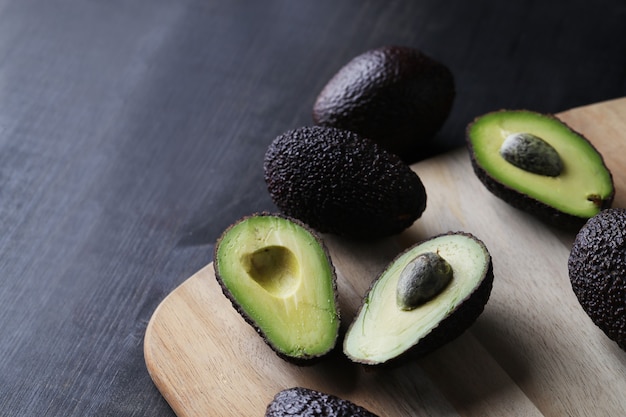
<box><xmin>1</xmin><ymin>1</ymin><xmax>624</xmax><ymax>415</ymax></box>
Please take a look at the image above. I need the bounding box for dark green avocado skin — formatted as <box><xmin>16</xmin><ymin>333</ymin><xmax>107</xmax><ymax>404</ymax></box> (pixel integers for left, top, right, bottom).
<box><xmin>265</xmin><ymin>387</ymin><xmax>378</xmax><ymax>417</ymax></box>
<box><xmin>568</xmin><ymin>208</ymin><xmax>626</xmax><ymax>351</ymax></box>
<box><xmin>466</xmin><ymin>112</ymin><xmax>614</xmax><ymax>230</ymax></box>
<box><xmin>264</xmin><ymin>126</ymin><xmax>427</xmax><ymax>239</ymax></box>
<box><xmin>313</xmin><ymin>45</ymin><xmax>455</xmax><ymax>163</ymax></box>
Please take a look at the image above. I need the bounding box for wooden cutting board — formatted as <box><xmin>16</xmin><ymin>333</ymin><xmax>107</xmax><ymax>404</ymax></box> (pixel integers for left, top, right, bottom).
<box><xmin>144</xmin><ymin>98</ymin><xmax>626</xmax><ymax>417</ymax></box>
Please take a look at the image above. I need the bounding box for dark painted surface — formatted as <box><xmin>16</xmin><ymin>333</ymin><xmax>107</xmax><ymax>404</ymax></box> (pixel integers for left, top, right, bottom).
<box><xmin>0</xmin><ymin>0</ymin><xmax>624</xmax><ymax>415</ymax></box>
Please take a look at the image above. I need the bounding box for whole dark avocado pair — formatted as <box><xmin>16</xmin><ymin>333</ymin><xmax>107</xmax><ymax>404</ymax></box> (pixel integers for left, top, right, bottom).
<box><xmin>265</xmin><ymin>45</ymin><xmax>455</xmax><ymax>240</ymax></box>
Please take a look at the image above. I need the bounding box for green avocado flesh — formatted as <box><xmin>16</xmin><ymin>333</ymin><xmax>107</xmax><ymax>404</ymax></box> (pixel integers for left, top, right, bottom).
<box><xmin>344</xmin><ymin>233</ymin><xmax>491</xmax><ymax>365</ymax></box>
<box><xmin>468</xmin><ymin>110</ymin><xmax>613</xmax><ymax>219</ymax></box>
<box><xmin>214</xmin><ymin>214</ymin><xmax>339</xmax><ymax>361</ymax></box>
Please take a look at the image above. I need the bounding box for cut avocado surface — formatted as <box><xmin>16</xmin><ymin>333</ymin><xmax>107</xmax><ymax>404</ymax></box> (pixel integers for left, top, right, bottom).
<box><xmin>467</xmin><ymin>110</ymin><xmax>614</xmax><ymax>228</ymax></box>
<box><xmin>344</xmin><ymin>232</ymin><xmax>493</xmax><ymax>365</ymax></box>
<box><xmin>213</xmin><ymin>214</ymin><xmax>339</xmax><ymax>363</ymax></box>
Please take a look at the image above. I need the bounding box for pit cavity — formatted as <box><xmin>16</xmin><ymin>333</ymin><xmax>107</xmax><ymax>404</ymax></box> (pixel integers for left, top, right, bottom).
<box><xmin>241</xmin><ymin>245</ymin><xmax>301</xmax><ymax>297</ymax></box>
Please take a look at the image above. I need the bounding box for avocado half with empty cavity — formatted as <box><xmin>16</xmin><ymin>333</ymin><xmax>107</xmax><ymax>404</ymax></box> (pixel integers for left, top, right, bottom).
<box><xmin>213</xmin><ymin>213</ymin><xmax>340</xmax><ymax>363</ymax></box>
<box><xmin>467</xmin><ymin>110</ymin><xmax>614</xmax><ymax>229</ymax></box>
<box><xmin>343</xmin><ymin>232</ymin><xmax>493</xmax><ymax>365</ymax></box>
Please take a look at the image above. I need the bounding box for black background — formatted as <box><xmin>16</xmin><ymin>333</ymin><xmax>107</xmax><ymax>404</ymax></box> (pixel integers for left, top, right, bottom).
<box><xmin>0</xmin><ymin>0</ymin><xmax>624</xmax><ymax>415</ymax></box>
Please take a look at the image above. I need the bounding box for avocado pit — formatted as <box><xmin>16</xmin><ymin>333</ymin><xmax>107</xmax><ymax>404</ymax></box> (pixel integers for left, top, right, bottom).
<box><xmin>396</xmin><ymin>251</ymin><xmax>453</xmax><ymax>310</ymax></box>
<box><xmin>499</xmin><ymin>132</ymin><xmax>563</xmax><ymax>177</ymax></box>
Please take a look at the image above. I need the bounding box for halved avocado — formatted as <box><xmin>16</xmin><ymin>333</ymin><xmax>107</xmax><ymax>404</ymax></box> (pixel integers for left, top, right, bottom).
<box><xmin>467</xmin><ymin>110</ymin><xmax>614</xmax><ymax>229</ymax></box>
<box><xmin>265</xmin><ymin>387</ymin><xmax>379</xmax><ymax>417</ymax></box>
<box><xmin>343</xmin><ymin>232</ymin><xmax>493</xmax><ymax>365</ymax></box>
<box><xmin>213</xmin><ymin>213</ymin><xmax>340</xmax><ymax>363</ymax></box>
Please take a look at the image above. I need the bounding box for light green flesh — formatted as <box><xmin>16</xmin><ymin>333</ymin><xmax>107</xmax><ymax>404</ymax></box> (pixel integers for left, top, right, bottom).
<box><xmin>343</xmin><ymin>234</ymin><xmax>488</xmax><ymax>364</ymax></box>
<box><xmin>469</xmin><ymin>111</ymin><xmax>613</xmax><ymax>218</ymax></box>
<box><xmin>215</xmin><ymin>215</ymin><xmax>338</xmax><ymax>358</ymax></box>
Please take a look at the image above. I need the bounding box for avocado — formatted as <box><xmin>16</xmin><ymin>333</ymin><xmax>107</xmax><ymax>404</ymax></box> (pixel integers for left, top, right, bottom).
<box><xmin>213</xmin><ymin>213</ymin><xmax>340</xmax><ymax>363</ymax></box>
<box><xmin>265</xmin><ymin>387</ymin><xmax>379</xmax><ymax>417</ymax></box>
<box><xmin>568</xmin><ymin>208</ymin><xmax>626</xmax><ymax>351</ymax></box>
<box><xmin>343</xmin><ymin>232</ymin><xmax>493</xmax><ymax>365</ymax></box>
<box><xmin>467</xmin><ymin>110</ymin><xmax>614</xmax><ymax>229</ymax></box>
<box><xmin>264</xmin><ymin>126</ymin><xmax>427</xmax><ymax>239</ymax></box>
<box><xmin>312</xmin><ymin>45</ymin><xmax>455</xmax><ymax>163</ymax></box>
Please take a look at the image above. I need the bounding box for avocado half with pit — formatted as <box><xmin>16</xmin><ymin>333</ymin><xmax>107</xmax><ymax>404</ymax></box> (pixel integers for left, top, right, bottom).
<box><xmin>467</xmin><ymin>110</ymin><xmax>614</xmax><ymax>229</ymax></box>
<box><xmin>343</xmin><ymin>232</ymin><xmax>493</xmax><ymax>365</ymax></box>
<box><xmin>568</xmin><ymin>208</ymin><xmax>626</xmax><ymax>351</ymax></box>
<box><xmin>213</xmin><ymin>213</ymin><xmax>340</xmax><ymax>363</ymax></box>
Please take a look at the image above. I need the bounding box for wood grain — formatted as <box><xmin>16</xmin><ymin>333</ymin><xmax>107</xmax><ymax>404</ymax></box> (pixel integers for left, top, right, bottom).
<box><xmin>144</xmin><ymin>98</ymin><xmax>626</xmax><ymax>416</ymax></box>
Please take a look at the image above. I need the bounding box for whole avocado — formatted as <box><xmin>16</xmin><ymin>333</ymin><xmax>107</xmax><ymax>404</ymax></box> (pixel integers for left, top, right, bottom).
<box><xmin>264</xmin><ymin>126</ymin><xmax>427</xmax><ymax>239</ymax></box>
<box><xmin>568</xmin><ymin>208</ymin><xmax>626</xmax><ymax>351</ymax></box>
<box><xmin>313</xmin><ymin>45</ymin><xmax>455</xmax><ymax>163</ymax></box>
<box><xmin>265</xmin><ymin>387</ymin><xmax>378</xmax><ymax>417</ymax></box>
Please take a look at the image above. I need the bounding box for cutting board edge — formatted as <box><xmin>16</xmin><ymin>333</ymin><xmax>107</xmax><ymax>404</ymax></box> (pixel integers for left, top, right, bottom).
<box><xmin>144</xmin><ymin>265</ymin><xmax>214</xmax><ymax>416</ymax></box>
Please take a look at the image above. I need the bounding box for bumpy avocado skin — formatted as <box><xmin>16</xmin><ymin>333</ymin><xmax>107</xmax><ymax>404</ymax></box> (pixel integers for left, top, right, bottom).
<box><xmin>265</xmin><ymin>387</ymin><xmax>379</xmax><ymax>417</ymax></box>
<box><xmin>213</xmin><ymin>213</ymin><xmax>340</xmax><ymax>365</ymax></box>
<box><xmin>568</xmin><ymin>208</ymin><xmax>626</xmax><ymax>351</ymax></box>
<box><xmin>466</xmin><ymin>111</ymin><xmax>614</xmax><ymax>230</ymax></box>
<box><xmin>346</xmin><ymin>232</ymin><xmax>494</xmax><ymax>366</ymax></box>
<box><xmin>264</xmin><ymin>126</ymin><xmax>427</xmax><ymax>239</ymax></box>
<box><xmin>313</xmin><ymin>45</ymin><xmax>455</xmax><ymax>163</ymax></box>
